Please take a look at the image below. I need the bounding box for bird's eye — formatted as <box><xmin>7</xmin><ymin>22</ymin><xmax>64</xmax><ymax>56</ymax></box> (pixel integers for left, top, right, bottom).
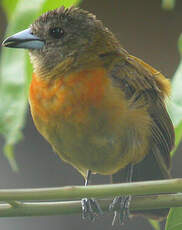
<box><xmin>49</xmin><ymin>27</ymin><xmax>64</xmax><ymax>39</ymax></box>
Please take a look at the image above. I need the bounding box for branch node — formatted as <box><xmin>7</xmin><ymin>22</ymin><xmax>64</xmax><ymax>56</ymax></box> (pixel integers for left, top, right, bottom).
<box><xmin>6</xmin><ymin>200</ymin><xmax>22</xmax><ymax>208</ymax></box>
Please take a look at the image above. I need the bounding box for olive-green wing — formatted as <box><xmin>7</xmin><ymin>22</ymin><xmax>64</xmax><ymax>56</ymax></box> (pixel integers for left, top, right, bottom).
<box><xmin>109</xmin><ymin>54</ymin><xmax>174</xmax><ymax>182</ymax></box>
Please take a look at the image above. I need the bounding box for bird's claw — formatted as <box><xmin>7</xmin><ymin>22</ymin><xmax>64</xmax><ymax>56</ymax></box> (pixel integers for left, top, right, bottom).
<box><xmin>81</xmin><ymin>198</ymin><xmax>103</xmax><ymax>221</ymax></box>
<box><xmin>109</xmin><ymin>195</ymin><xmax>131</xmax><ymax>225</ymax></box>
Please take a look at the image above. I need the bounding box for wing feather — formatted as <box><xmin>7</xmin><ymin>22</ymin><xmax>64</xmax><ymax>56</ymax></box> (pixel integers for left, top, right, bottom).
<box><xmin>109</xmin><ymin>55</ymin><xmax>174</xmax><ymax>181</ymax></box>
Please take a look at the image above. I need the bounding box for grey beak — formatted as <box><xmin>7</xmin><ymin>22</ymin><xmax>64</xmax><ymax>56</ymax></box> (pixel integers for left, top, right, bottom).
<box><xmin>2</xmin><ymin>28</ymin><xmax>44</xmax><ymax>49</ymax></box>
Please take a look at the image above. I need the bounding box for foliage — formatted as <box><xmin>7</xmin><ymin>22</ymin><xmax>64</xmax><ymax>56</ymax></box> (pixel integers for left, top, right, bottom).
<box><xmin>162</xmin><ymin>0</ymin><xmax>176</xmax><ymax>10</ymax></box>
<box><xmin>165</xmin><ymin>32</ymin><xmax>182</xmax><ymax>230</ymax></box>
<box><xmin>0</xmin><ymin>0</ymin><xmax>81</xmax><ymax>171</ymax></box>
<box><xmin>166</xmin><ymin>207</ymin><xmax>182</xmax><ymax>230</ymax></box>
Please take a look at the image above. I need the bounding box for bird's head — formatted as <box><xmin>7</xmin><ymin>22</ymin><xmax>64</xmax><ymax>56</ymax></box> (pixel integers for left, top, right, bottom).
<box><xmin>2</xmin><ymin>6</ymin><xmax>121</xmax><ymax>77</ymax></box>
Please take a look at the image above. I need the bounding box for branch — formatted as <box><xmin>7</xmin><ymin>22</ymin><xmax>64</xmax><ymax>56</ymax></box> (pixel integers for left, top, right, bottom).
<box><xmin>0</xmin><ymin>193</ymin><xmax>182</xmax><ymax>217</ymax></box>
<box><xmin>0</xmin><ymin>178</ymin><xmax>182</xmax><ymax>201</ymax></box>
<box><xmin>0</xmin><ymin>179</ymin><xmax>181</xmax><ymax>217</ymax></box>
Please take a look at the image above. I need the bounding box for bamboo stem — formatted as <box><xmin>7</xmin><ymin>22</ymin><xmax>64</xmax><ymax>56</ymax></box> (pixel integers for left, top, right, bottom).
<box><xmin>0</xmin><ymin>179</ymin><xmax>181</xmax><ymax>201</ymax></box>
<box><xmin>0</xmin><ymin>193</ymin><xmax>182</xmax><ymax>217</ymax></box>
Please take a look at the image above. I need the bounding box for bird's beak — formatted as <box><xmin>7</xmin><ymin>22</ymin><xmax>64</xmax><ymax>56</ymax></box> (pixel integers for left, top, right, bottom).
<box><xmin>2</xmin><ymin>28</ymin><xmax>44</xmax><ymax>49</ymax></box>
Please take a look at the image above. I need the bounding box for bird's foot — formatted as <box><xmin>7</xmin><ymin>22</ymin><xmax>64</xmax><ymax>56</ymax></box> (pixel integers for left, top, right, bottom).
<box><xmin>109</xmin><ymin>195</ymin><xmax>131</xmax><ymax>225</ymax></box>
<box><xmin>81</xmin><ymin>198</ymin><xmax>103</xmax><ymax>221</ymax></box>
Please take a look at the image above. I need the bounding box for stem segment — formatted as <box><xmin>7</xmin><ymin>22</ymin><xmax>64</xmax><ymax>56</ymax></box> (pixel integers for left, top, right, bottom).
<box><xmin>0</xmin><ymin>193</ymin><xmax>182</xmax><ymax>217</ymax></box>
<box><xmin>0</xmin><ymin>179</ymin><xmax>181</xmax><ymax>201</ymax></box>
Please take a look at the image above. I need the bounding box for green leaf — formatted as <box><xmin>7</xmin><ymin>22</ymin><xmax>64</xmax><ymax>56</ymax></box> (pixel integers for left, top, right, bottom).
<box><xmin>1</xmin><ymin>0</ymin><xmax>19</xmax><ymax>19</ymax></box>
<box><xmin>168</xmin><ymin>60</ymin><xmax>182</xmax><ymax>127</ymax></box>
<box><xmin>167</xmin><ymin>34</ymin><xmax>182</xmax><ymax>155</ymax></box>
<box><xmin>165</xmin><ymin>208</ymin><xmax>182</xmax><ymax>230</ymax></box>
<box><xmin>162</xmin><ymin>0</ymin><xmax>176</xmax><ymax>10</ymax></box>
<box><xmin>0</xmin><ymin>1</ymin><xmax>82</xmax><ymax>170</ymax></box>
<box><xmin>167</xmin><ymin>60</ymin><xmax>182</xmax><ymax>155</ymax></box>
<box><xmin>41</xmin><ymin>0</ymin><xmax>82</xmax><ymax>13</ymax></box>
<box><xmin>170</xmin><ymin>121</ymin><xmax>182</xmax><ymax>156</ymax></box>
<box><xmin>0</xmin><ymin>0</ymin><xmax>47</xmax><ymax>171</ymax></box>
<box><xmin>4</xmin><ymin>144</ymin><xmax>19</xmax><ymax>172</ymax></box>
<box><xmin>149</xmin><ymin>219</ymin><xmax>160</xmax><ymax>230</ymax></box>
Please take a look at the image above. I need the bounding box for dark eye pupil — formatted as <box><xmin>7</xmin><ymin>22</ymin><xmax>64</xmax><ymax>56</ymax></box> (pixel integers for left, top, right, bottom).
<box><xmin>49</xmin><ymin>27</ymin><xmax>64</xmax><ymax>39</ymax></box>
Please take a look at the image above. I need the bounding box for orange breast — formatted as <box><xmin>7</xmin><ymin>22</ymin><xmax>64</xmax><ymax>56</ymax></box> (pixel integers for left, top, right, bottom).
<box><xmin>29</xmin><ymin>68</ymin><xmax>110</xmax><ymax>123</ymax></box>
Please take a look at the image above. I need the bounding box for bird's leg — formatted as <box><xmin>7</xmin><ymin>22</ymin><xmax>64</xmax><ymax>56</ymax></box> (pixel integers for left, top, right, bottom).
<box><xmin>109</xmin><ymin>164</ymin><xmax>134</xmax><ymax>225</ymax></box>
<box><xmin>81</xmin><ymin>170</ymin><xmax>103</xmax><ymax>221</ymax></box>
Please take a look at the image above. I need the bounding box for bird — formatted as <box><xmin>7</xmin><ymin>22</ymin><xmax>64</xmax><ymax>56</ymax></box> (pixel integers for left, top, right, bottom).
<box><xmin>2</xmin><ymin>6</ymin><xmax>175</xmax><ymax>224</ymax></box>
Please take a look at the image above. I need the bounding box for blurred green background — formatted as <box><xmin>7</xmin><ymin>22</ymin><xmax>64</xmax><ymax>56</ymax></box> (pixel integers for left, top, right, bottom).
<box><xmin>0</xmin><ymin>0</ymin><xmax>182</xmax><ymax>230</ymax></box>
